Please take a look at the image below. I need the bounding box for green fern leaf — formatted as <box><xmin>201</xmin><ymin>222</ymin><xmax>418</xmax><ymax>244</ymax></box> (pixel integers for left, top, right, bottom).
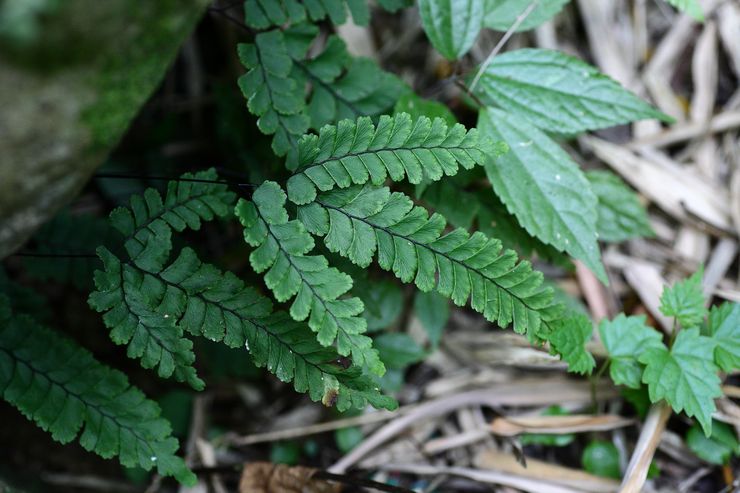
<box><xmin>0</xmin><ymin>296</ymin><xmax>195</xmax><ymax>485</ymax></box>
<box><xmin>298</xmin><ymin>184</ymin><xmax>555</xmax><ymax>342</ymax></box>
<box><xmin>236</xmin><ymin>181</ymin><xmax>385</xmax><ymax>376</ymax></box>
<box><xmin>88</xmin><ymin>248</ymin><xmax>204</xmax><ymax>390</ymax></box>
<box><xmin>109</xmin><ymin>168</ymin><xmax>235</xmax><ymax>271</ymax></box>
<box><xmin>119</xmin><ymin>247</ymin><xmax>395</xmax><ymax>411</ymax></box>
<box><xmin>244</xmin><ymin>0</ymin><xmax>306</xmax><ymax>28</ymax></box>
<box><xmin>238</xmin><ymin>30</ymin><xmax>310</xmax><ymax>160</ymax></box>
<box><xmin>292</xmin><ymin>34</ymin><xmax>406</xmax><ymax>130</ymax></box>
<box><xmin>287</xmin><ymin>113</ymin><xmax>502</xmax><ymax>205</ymax></box>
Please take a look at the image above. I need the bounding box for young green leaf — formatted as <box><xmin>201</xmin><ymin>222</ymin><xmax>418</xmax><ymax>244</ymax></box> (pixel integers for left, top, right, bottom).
<box><xmin>475</xmin><ymin>49</ymin><xmax>671</xmax><ymax>134</ymax></box>
<box><xmin>374</xmin><ymin>333</ymin><xmax>426</xmax><ymax>369</ymax></box>
<box><xmin>418</xmin><ymin>0</ymin><xmax>483</xmax><ymax>60</ymax></box>
<box><xmin>484</xmin><ymin>0</ymin><xmax>570</xmax><ymax>32</ymax></box>
<box><xmin>686</xmin><ymin>421</ymin><xmax>739</xmax><ymax>465</ymax></box>
<box><xmin>89</xmin><ymin>248</ymin><xmax>204</xmax><ymax>390</ymax></box>
<box><xmin>704</xmin><ymin>302</ymin><xmax>740</xmax><ymax>372</ymax></box>
<box><xmin>639</xmin><ymin>328</ymin><xmax>721</xmax><ymax>435</ymax></box>
<box><xmin>0</xmin><ymin>296</ymin><xmax>195</xmax><ymax>485</ymax></box>
<box><xmin>587</xmin><ymin>170</ymin><xmax>654</xmax><ymax>243</ymax></box>
<box><xmin>287</xmin><ymin>113</ymin><xmax>500</xmax><ymax>204</ymax></box>
<box><xmin>599</xmin><ymin>314</ymin><xmax>664</xmax><ymax>389</ymax></box>
<box><xmin>659</xmin><ymin>268</ymin><xmax>707</xmax><ymax>329</ymax></box>
<box><xmin>236</xmin><ymin>181</ymin><xmax>384</xmax><ymax>376</ymax></box>
<box><xmin>665</xmin><ymin>0</ymin><xmax>703</xmax><ymax>21</ymax></box>
<box><xmin>478</xmin><ymin>107</ymin><xmax>606</xmax><ymax>282</ymax></box>
<box><xmin>547</xmin><ymin>314</ymin><xmax>596</xmax><ymax>375</ymax></box>
<box><xmin>298</xmin><ymin>185</ymin><xmax>556</xmax><ymax>343</ymax></box>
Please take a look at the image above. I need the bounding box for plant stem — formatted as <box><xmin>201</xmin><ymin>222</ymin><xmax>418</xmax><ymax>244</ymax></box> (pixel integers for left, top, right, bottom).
<box><xmin>590</xmin><ymin>359</ymin><xmax>609</xmax><ymax>413</ymax></box>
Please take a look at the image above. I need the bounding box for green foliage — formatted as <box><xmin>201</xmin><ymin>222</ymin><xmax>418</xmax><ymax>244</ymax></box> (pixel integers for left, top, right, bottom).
<box><xmin>686</xmin><ymin>421</ymin><xmax>739</xmax><ymax>465</ymax></box>
<box><xmin>639</xmin><ymin>328</ymin><xmax>721</xmax><ymax>435</ymax></box>
<box><xmin>475</xmin><ymin>49</ymin><xmax>671</xmax><ymax>134</ymax></box>
<box><xmin>236</xmin><ymin>181</ymin><xmax>384</xmax><ymax>376</ymax></box>
<box><xmin>581</xmin><ymin>440</ymin><xmax>621</xmax><ymax>479</ymax></box>
<box><xmin>287</xmin><ymin>113</ymin><xmax>501</xmax><ymax>204</ymax></box>
<box><xmin>659</xmin><ymin>268</ymin><xmax>707</xmax><ymax>329</ymax></box>
<box><xmin>0</xmin><ymin>296</ymin><xmax>195</xmax><ymax>485</ymax></box>
<box><xmin>704</xmin><ymin>302</ymin><xmax>740</xmax><ymax>372</ymax></box>
<box><xmin>375</xmin><ymin>333</ymin><xmax>426</xmax><ymax>369</ymax></box>
<box><xmin>394</xmin><ymin>93</ymin><xmax>457</xmax><ymax>127</ymax></box>
<box><xmin>418</xmin><ymin>0</ymin><xmax>483</xmax><ymax>60</ymax></box>
<box><xmin>478</xmin><ymin>108</ymin><xmax>606</xmax><ymax>282</ymax></box>
<box><xmin>414</xmin><ymin>291</ymin><xmax>449</xmax><ymax>347</ymax></box>
<box><xmin>297</xmin><ymin>184</ymin><xmax>557</xmax><ymax>343</ymax></box>
<box><xmin>599</xmin><ymin>314</ymin><xmax>664</xmax><ymax>388</ymax></box>
<box><xmin>484</xmin><ymin>0</ymin><xmax>569</xmax><ymax>32</ymax></box>
<box><xmin>244</xmin><ymin>0</ymin><xmax>374</xmax><ymax>28</ymax></box>
<box><xmin>665</xmin><ymin>0</ymin><xmax>703</xmax><ymax>20</ymax></box>
<box><xmin>587</xmin><ymin>171</ymin><xmax>654</xmax><ymax>243</ymax></box>
<box><xmin>547</xmin><ymin>314</ymin><xmax>595</xmax><ymax>374</ymax></box>
<box><xmin>238</xmin><ymin>26</ymin><xmax>405</xmax><ymax>163</ymax></box>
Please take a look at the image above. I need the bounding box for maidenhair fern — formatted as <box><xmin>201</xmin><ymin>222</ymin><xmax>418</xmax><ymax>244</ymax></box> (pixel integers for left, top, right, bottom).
<box><xmin>4</xmin><ymin>0</ymin><xmax>731</xmax><ymax>484</ymax></box>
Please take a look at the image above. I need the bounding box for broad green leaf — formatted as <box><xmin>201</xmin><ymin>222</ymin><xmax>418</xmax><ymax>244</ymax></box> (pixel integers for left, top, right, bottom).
<box><xmin>475</xmin><ymin>49</ymin><xmax>671</xmax><ymax>134</ymax></box>
<box><xmin>665</xmin><ymin>0</ymin><xmax>703</xmax><ymax>20</ymax></box>
<box><xmin>587</xmin><ymin>170</ymin><xmax>654</xmax><ymax>243</ymax></box>
<box><xmin>484</xmin><ymin>0</ymin><xmax>570</xmax><ymax>32</ymax></box>
<box><xmin>394</xmin><ymin>93</ymin><xmax>457</xmax><ymax>126</ymax></box>
<box><xmin>547</xmin><ymin>314</ymin><xmax>595</xmax><ymax>374</ymax></box>
<box><xmin>374</xmin><ymin>333</ymin><xmax>426</xmax><ymax>369</ymax></box>
<box><xmin>0</xmin><ymin>297</ymin><xmax>195</xmax><ymax>485</ymax></box>
<box><xmin>355</xmin><ymin>280</ymin><xmax>404</xmax><ymax>332</ymax></box>
<box><xmin>686</xmin><ymin>421</ymin><xmax>739</xmax><ymax>465</ymax></box>
<box><xmin>287</xmin><ymin>113</ymin><xmax>500</xmax><ymax>204</ymax></box>
<box><xmin>335</xmin><ymin>426</ymin><xmax>364</xmax><ymax>453</ymax></box>
<box><xmin>659</xmin><ymin>268</ymin><xmax>706</xmax><ymax>329</ymax></box>
<box><xmin>418</xmin><ymin>0</ymin><xmax>484</xmax><ymax>60</ymax></box>
<box><xmin>639</xmin><ymin>328</ymin><xmax>721</xmax><ymax>435</ymax></box>
<box><xmin>478</xmin><ymin>107</ymin><xmax>606</xmax><ymax>282</ymax></box>
<box><xmin>704</xmin><ymin>302</ymin><xmax>740</xmax><ymax>372</ymax></box>
<box><xmin>520</xmin><ymin>405</ymin><xmax>575</xmax><ymax>446</ymax></box>
<box><xmin>414</xmin><ymin>290</ymin><xmax>449</xmax><ymax>347</ymax></box>
<box><xmin>599</xmin><ymin>314</ymin><xmax>664</xmax><ymax>389</ymax></box>
<box><xmin>582</xmin><ymin>440</ymin><xmax>621</xmax><ymax>479</ymax></box>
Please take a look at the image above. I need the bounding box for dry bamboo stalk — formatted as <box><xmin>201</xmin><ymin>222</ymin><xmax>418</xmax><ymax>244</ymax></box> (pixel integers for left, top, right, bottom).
<box><xmin>620</xmin><ymin>403</ymin><xmax>672</xmax><ymax>493</ymax></box>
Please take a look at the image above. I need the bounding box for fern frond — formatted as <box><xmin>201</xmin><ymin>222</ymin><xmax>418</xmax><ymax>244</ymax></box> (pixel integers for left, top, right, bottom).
<box><xmin>286</xmin><ymin>113</ymin><xmax>503</xmax><ymax>204</ymax></box>
<box><xmin>110</xmin><ymin>168</ymin><xmax>235</xmax><ymax>271</ymax></box>
<box><xmin>0</xmin><ymin>296</ymin><xmax>195</xmax><ymax>485</ymax></box>
<box><xmin>235</xmin><ymin>181</ymin><xmax>385</xmax><ymax>375</ymax></box>
<box><xmin>298</xmin><ymin>185</ymin><xmax>555</xmax><ymax>341</ymax></box>
<box><xmin>89</xmin><ymin>248</ymin><xmax>204</xmax><ymax>390</ymax></box>
<box><xmin>290</xmin><ymin>34</ymin><xmax>406</xmax><ymax>130</ymax></box>
<box><xmin>244</xmin><ymin>0</ymin><xmax>370</xmax><ymax>28</ymax></box>
<box><xmin>116</xmin><ymin>247</ymin><xmax>395</xmax><ymax>411</ymax></box>
<box><xmin>238</xmin><ymin>30</ymin><xmax>309</xmax><ymax>160</ymax></box>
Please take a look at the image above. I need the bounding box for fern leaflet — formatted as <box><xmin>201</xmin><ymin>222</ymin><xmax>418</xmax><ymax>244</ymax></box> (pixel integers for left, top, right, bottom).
<box><xmin>298</xmin><ymin>185</ymin><xmax>556</xmax><ymax>342</ymax></box>
<box><xmin>109</xmin><ymin>168</ymin><xmax>235</xmax><ymax>271</ymax></box>
<box><xmin>0</xmin><ymin>296</ymin><xmax>195</xmax><ymax>485</ymax></box>
<box><xmin>236</xmin><ymin>181</ymin><xmax>385</xmax><ymax>376</ymax></box>
<box><xmin>89</xmin><ymin>248</ymin><xmax>204</xmax><ymax>390</ymax></box>
<box><xmin>287</xmin><ymin>113</ymin><xmax>503</xmax><ymax>204</ymax></box>
<box><xmin>244</xmin><ymin>0</ymin><xmax>370</xmax><ymax>28</ymax></box>
<box><xmin>107</xmin><ymin>246</ymin><xmax>395</xmax><ymax>411</ymax></box>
